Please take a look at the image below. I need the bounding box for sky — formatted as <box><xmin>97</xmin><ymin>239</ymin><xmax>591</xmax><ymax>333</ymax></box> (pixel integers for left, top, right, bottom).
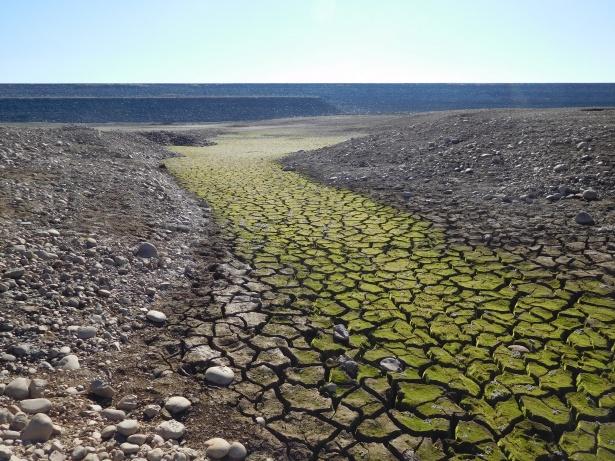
<box><xmin>1</xmin><ymin>0</ymin><xmax>614</xmax><ymax>83</ymax></box>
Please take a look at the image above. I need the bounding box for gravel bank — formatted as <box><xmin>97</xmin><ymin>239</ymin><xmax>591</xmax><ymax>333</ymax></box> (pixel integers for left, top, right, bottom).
<box><xmin>0</xmin><ymin>126</ymin><xmax>278</xmax><ymax>460</ymax></box>
<box><xmin>282</xmin><ymin>108</ymin><xmax>615</xmax><ymax>247</ymax></box>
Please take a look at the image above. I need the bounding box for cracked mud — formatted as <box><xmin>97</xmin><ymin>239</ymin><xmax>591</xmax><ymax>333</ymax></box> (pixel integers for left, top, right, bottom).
<box><xmin>165</xmin><ymin>130</ymin><xmax>615</xmax><ymax>460</ymax></box>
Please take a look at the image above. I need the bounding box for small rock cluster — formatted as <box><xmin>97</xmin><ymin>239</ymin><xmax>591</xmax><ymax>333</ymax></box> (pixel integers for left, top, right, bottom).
<box><xmin>0</xmin><ymin>377</ymin><xmax>247</xmax><ymax>460</ymax></box>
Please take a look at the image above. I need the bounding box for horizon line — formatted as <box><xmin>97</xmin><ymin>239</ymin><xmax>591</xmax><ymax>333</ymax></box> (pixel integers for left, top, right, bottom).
<box><xmin>2</xmin><ymin>82</ymin><xmax>615</xmax><ymax>85</ymax></box>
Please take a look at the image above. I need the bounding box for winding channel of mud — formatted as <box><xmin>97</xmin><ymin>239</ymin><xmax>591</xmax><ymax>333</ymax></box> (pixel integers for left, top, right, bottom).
<box><xmin>165</xmin><ymin>130</ymin><xmax>615</xmax><ymax>460</ymax></box>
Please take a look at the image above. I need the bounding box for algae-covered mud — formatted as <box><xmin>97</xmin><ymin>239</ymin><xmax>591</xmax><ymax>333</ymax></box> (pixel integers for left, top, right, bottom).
<box><xmin>166</xmin><ymin>130</ymin><xmax>615</xmax><ymax>460</ymax></box>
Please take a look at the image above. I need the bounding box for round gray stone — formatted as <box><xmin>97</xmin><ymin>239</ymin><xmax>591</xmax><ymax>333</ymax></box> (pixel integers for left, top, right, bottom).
<box><xmin>205</xmin><ymin>366</ymin><xmax>234</xmax><ymax>386</ymax></box>
<box><xmin>146</xmin><ymin>310</ymin><xmax>167</xmax><ymax>324</ymax></box>
<box><xmin>101</xmin><ymin>408</ymin><xmax>126</xmax><ymax>422</ymax></box>
<box><xmin>5</xmin><ymin>377</ymin><xmax>31</xmax><ymax>400</ymax></box>
<box><xmin>227</xmin><ymin>441</ymin><xmax>248</xmax><ymax>460</ymax></box>
<box><xmin>379</xmin><ymin>357</ymin><xmax>403</xmax><ymax>372</ymax></box>
<box><xmin>205</xmin><ymin>438</ymin><xmax>231</xmax><ymax>459</ymax></box>
<box><xmin>575</xmin><ymin>211</ymin><xmax>595</xmax><ymax>225</ymax></box>
<box><xmin>135</xmin><ymin>242</ymin><xmax>158</xmax><ymax>258</ymax></box>
<box><xmin>58</xmin><ymin>354</ymin><xmax>80</xmax><ymax>370</ymax></box>
<box><xmin>20</xmin><ymin>413</ymin><xmax>54</xmax><ymax>442</ymax></box>
<box><xmin>20</xmin><ymin>398</ymin><xmax>52</xmax><ymax>414</ymax></box>
<box><xmin>164</xmin><ymin>396</ymin><xmax>191</xmax><ymax>415</ymax></box>
<box><xmin>155</xmin><ymin>419</ymin><xmax>185</xmax><ymax>440</ymax></box>
<box><xmin>89</xmin><ymin>379</ymin><xmax>115</xmax><ymax>399</ymax></box>
<box><xmin>116</xmin><ymin>419</ymin><xmax>139</xmax><ymax>436</ymax></box>
<box><xmin>77</xmin><ymin>326</ymin><xmax>97</xmax><ymax>339</ymax></box>
<box><xmin>582</xmin><ymin>189</ymin><xmax>598</xmax><ymax>201</ymax></box>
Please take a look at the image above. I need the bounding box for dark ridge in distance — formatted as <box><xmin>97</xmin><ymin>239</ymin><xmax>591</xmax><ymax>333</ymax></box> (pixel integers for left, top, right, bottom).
<box><xmin>1</xmin><ymin>83</ymin><xmax>615</xmax><ymax>114</ymax></box>
<box><xmin>0</xmin><ymin>96</ymin><xmax>339</xmax><ymax>123</ymax></box>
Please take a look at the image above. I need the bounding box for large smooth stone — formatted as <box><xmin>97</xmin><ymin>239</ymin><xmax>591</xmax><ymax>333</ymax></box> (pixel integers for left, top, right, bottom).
<box><xmin>5</xmin><ymin>377</ymin><xmax>31</xmax><ymax>400</ymax></box>
<box><xmin>205</xmin><ymin>438</ymin><xmax>231</xmax><ymax>459</ymax></box>
<box><xmin>20</xmin><ymin>413</ymin><xmax>54</xmax><ymax>442</ymax></box>
<box><xmin>58</xmin><ymin>354</ymin><xmax>80</xmax><ymax>370</ymax></box>
<box><xmin>20</xmin><ymin>399</ymin><xmax>52</xmax><ymax>414</ymax></box>
<box><xmin>205</xmin><ymin>366</ymin><xmax>235</xmax><ymax>386</ymax></box>
<box><xmin>156</xmin><ymin>420</ymin><xmax>185</xmax><ymax>440</ymax></box>
<box><xmin>164</xmin><ymin>396</ymin><xmax>191</xmax><ymax>415</ymax></box>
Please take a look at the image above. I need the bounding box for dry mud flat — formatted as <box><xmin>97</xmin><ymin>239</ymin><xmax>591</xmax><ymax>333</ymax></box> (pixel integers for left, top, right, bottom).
<box><xmin>166</xmin><ymin>112</ymin><xmax>614</xmax><ymax>461</ymax></box>
<box><xmin>0</xmin><ymin>110</ymin><xmax>614</xmax><ymax>461</ymax></box>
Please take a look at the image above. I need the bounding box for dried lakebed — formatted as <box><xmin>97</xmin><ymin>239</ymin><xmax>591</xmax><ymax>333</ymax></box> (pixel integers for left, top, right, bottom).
<box><xmin>165</xmin><ymin>131</ymin><xmax>615</xmax><ymax>461</ymax></box>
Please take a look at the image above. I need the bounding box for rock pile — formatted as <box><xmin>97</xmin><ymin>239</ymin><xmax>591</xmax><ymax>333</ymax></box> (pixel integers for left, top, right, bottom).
<box><xmin>0</xmin><ymin>126</ymin><xmax>259</xmax><ymax>460</ymax></box>
<box><xmin>282</xmin><ymin>108</ymin><xmax>615</xmax><ymax>245</ymax></box>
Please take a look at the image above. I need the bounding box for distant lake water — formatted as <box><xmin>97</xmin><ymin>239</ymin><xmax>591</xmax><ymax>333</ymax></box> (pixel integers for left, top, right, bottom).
<box><xmin>1</xmin><ymin>84</ymin><xmax>614</xmax><ymax>122</ymax></box>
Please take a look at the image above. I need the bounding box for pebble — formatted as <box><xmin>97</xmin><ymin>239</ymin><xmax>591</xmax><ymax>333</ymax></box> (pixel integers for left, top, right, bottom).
<box><xmin>582</xmin><ymin>189</ymin><xmax>598</xmax><ymax>201</ymax></box>
<box><xmin>205</xmin><ymin>438</ymin><xmax>231</xmax><ymax>459</ymax></box>
<box><xmin>553</xmin><ymin>163</ymin><xmax>567</xmax><ymax>172</ymax></box>
<box><xmin>227</xmin><ymin>441</ymin><xmax>248</xmax><ymax>461</ymax></box>
<box><xmin>321</xmin><ymin>382</ymin><xmax>337</xmax><ymax>395</ymax></box>
<box><xmin>333</xmin><ymin>324</ymin><xmax>350</xmax><ymax>344</ymax></box>
<box><xmin>120</xmin><ymin>442</ymin><xmax>139</xmax><ymax>455</ymax></box>
<box><xmin>20</xmin><ymin>413</ymin><xmax>54</xmax><ymax>442</ymax></box>
<box><xmin>1</xmin><ymin>430</ymin><xmax>20</xmax><ymax>439</ymax></box>
<box><xmin>20</xmin><ymin>398</ymin><xmax>52</xmax><ymax>414</ymax></box>
<box><xmin>164</xmin><ymin>396</ymin><xmax>191</xmax><ymax>415</ymax></box>
<box><xmin>0</xmin><ymin>408</ymin><xmax>13</xmax><ymax>424</ymax></box>
<box><xmin>155</xmin><ymin>420</ymin><xmax>185</xmax><ymax>440</ymax></box>
<box><xmin>135</xmin><ymin>242</ymin><xmax>158</xmax><ymax>258</ymax></box>
<box><xmin>77</xmin><ymin>326</ymin><xmax>98</xmax><ymax>339</ymax></box>
<box><xmin>143</xmin><ymin>404</ymin><xmax>161</xmax><ymax>420</ymax></box>
<box><xmin>205</xmin><ymin>366</ymin><xmax>235</xmax><ymax>386</ymax></box>
<box><xmin>145</xmin><ymin>310</ymin><xmax>167</xmax><ymax>324</ymax></box>
<box><xmin>116</xmin><ymin>394</ymin><xmax>139</xmax><ymax>411</ymax></box>
<box><xmin>116</xmin><ymin>419</ymin><xmax>139</xmax><ymax>436</ymax></box>
<box><xmin>126</xmin><ymin>433</ymin><xmax>147</xmax><ymax>445</ymax></box>
<box><xmin>558</xmin><ymin>184</ymin><xmax>574</xmax><ymax>196</ymax></box>
<box><xmin>28</xmin><ymin>378</ymin><xmax>47</xmax><ymax>398</ymax></box>
<box><xmin>5</xmin><ymin>377</ymin><xmax>31</xmax><ymax>400</ymax></box>
<box><xmin>546</xmin><ymin>193</ymin><xmax>561</xmax><ymax>202</ymax></box>
<box><xmin>379</xmin><ymin>357</ymin><xmax>403</xmax><ymax>372</ymax></box>
<box><xmin>89</xmin><ymin>379</ymin><xmax>115</xmax><ymax>399</ymax></box>
<box><xmin>9</xmin><ymin>413</ymin><xmax>28</xmax><ymax>431</ymax></box>
<box><xmin>575</xmin><ymin>211</ymin><xmax>595</xmax><ymax>225</ymax></box>
<box><xmin>339</xmin><ymin>358</ymin><xmax>359</xmax><ymax>379</ymax></box>
<box><xmin>101</xmin><ymin>425</ymin><xmax>116</xmax><ymax>440</ymax></box>
<box><xmin>101</xmin><ymin>408</ymin><xmax>126</xmax><ymax>422</ymax></box>
<box><xmin>58</xmin><ymin>354</ymin><xmax>80</xmax><ymax>370</ymax></box>
<box><xmin>508</xmin><ymin>344</ymin><xmax>530</xmax><ymax>353</ymax></box>
<box><xmin>71</xmin><ymin>446</ymin><xmax>88</xmax><ymax>460</ymax></box>
<box><xmin>146</xmin><ymin>448</ymin><xmax>164</xmax><ymax>461</ymax></box>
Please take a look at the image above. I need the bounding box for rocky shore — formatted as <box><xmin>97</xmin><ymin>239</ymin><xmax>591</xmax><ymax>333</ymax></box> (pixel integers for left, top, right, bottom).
<box><xmin>0</xmin><ymin>127</ymin><xmax>276</xmax><ymax>460</ymax></box>
<box><xmin>282</xmin><ymin>108</ymin><xmax>615</xmax><ymax>248</ymax></box>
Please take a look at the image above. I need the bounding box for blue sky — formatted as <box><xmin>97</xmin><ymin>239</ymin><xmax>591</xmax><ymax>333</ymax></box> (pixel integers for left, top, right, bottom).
<box><xmin>1</xmin><ymin>0</ymin><xmax>614</xmax><ymax>83</ymax></box>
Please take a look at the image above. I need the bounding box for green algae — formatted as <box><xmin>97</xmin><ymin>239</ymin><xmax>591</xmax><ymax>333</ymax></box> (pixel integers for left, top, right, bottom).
<box><xmin>165</xmin><ymin>130</ymin><xmax>615</xmax><ymax>458</ymax></box>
